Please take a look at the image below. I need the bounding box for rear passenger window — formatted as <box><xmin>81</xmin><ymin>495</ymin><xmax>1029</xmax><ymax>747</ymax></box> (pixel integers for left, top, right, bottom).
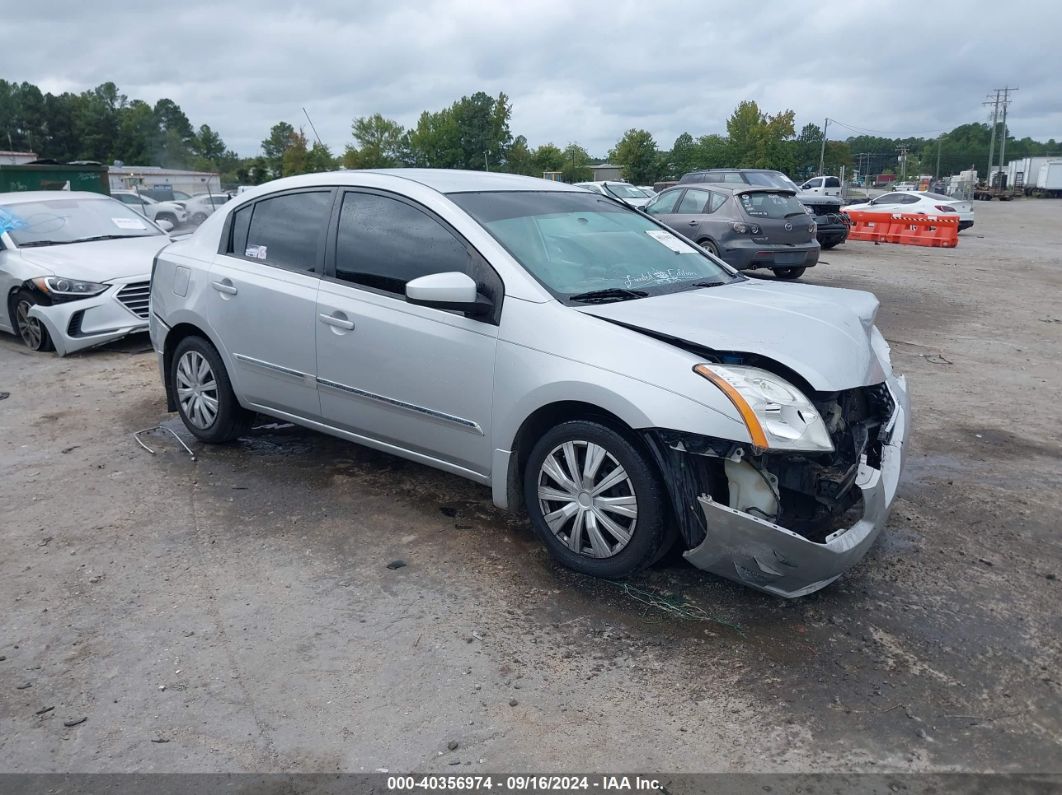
<box><xmin>335</xmin><ymin>192</ymin><xmax>471</xmax><ymax>296</ymax></box>
<box><xmin>230</xmin><ymin>205</ymin><xmax>252</xmax><ymax>254</ymax></box>
<box><xmin>825</xmin><ymin>177</ymin><xmax>841</xmax><ymax>188</ymax></box>
<box><xmin>676</xmin><ymin>188</ymin><xmax>712</xmax><ymax>214</ymax></box>
<box><xmin>240</xmin><ymin>190</ymin><xmax>332</xmax><ymax>272</ymax></box>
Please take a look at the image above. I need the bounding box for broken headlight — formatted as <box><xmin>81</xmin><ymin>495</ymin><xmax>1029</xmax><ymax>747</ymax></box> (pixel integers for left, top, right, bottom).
<box><xmin>693</xmin><ymin>364</ymin><xmax>834</xmax><ymax>453</ymax></box>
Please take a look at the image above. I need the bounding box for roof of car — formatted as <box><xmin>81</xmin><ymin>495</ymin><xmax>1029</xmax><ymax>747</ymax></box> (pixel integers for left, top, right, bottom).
<box><xmin>0</xmin><ymin>190</ymin><xmax>113</xmax><ymax>204</ymax></box>
<box><xmin>360</xmin><ymin>168</ymin><xmax>585</xmax><ymax>194</ymax></box>
<box><xmin>660</xmin><ymin>183</ymin><xmax>796</xmax><ymax>196</ymax></box>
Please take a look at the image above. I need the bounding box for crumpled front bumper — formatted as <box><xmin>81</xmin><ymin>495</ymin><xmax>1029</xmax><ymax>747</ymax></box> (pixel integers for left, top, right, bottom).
<box><xmin>684</xmin><ymin>374</ymin><xmax>910</xmax><ymax>598</ymax></box>
<box><xmin>28</xmin><ymin>276</ymin><xmax>149</xmax><ymax>356</ymax></box>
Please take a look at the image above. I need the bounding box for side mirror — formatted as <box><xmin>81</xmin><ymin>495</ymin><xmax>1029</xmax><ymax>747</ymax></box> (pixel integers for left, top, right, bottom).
<box><xmin>155</xmin><ymin>218</ymin><xmax>174</xmax><ymax>232</ymax></box>
<box><xmin>405</xmin><ymin>271</ymin><xmax>492</xmax><ymax>318</ymax></box>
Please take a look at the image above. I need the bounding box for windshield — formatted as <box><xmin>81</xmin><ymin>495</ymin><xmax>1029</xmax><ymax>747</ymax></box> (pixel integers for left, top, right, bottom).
<box><xmin>450</xmin><ymin>191</ymin><xmax>735</xmax><ymax>299</ymax></box>
<box><xmin>0</xmin><ymin>196</ymin><xmax>163</xmax><ymax>246</ymax></box>
<box><xmin>744</xmin><ymin>171</ymin><xmax>801</xmax><ymax>192</ymax></box>
<box><xmin>604</xmin><ymin>183</ymin><xmax>646</xmax><ymax>199</ymax></box>
<box><xmin>738</xmin><ymin>192</ymin><xmax>807</xmax><ymax>219</ymax></box>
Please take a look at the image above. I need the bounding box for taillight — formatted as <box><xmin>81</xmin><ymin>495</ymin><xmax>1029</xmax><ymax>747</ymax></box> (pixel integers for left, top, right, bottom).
<box><xmin>933</xmin><ymin>205</ymin><xmax>956</xmax><ymax>213</ymax></box>
<box><xmin>731</xmin><ymin>222</ymin><xmax>761</xmax><ymax>234</ymax></box>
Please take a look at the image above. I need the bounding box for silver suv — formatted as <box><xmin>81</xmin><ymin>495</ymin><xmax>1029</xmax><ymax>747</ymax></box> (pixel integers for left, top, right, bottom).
<box><xmin>149</xmin><ymin>169</ymin><xmax>909</xmax><ymax>597</ymax></box>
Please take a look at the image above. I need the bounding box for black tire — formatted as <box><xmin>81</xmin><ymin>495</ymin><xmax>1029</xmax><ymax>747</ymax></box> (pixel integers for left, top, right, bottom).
<box><xmin>190</xmin><ymin>212</ymin><xmax>207</xmax><ymax>225</ymax></box>
<box><xmin>170</xmin><ymin>335</ymin><xmax>251</xmax><ymax>443</ymax></box>
<box><xmin>12</xmin><ymin>289</ymin><xmax>54</xmax><ymax>352</ymax></box>
<box><xmin>156</xmin><ymin>212</ymin><xmax>178</xmax><ymax>227</ymax></box>
<box><xmin>820</xmin><ymin>240</ymin><xmax>839</xmax><ymax>250</ymax></box>
<box><xmin>774</xmin><ymin>267</ymin><xmax>806</xmax><ymax>280</ymax></box>
<box><xmin>698</xmin><ymin>238</ymin><xmax>721</xmax><ymax>257</ymax></box>
<box><xmin>524</xmin><ymin>420</ymin><xmax>668</xmax><ymax>579</ymax></box>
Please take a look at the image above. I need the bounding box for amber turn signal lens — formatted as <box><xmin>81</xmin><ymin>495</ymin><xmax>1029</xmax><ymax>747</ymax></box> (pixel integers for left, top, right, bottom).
<box><xmin>693</xmin><ymin>364</ymin><xmax>770</xmax><ymax>450</ymax></box>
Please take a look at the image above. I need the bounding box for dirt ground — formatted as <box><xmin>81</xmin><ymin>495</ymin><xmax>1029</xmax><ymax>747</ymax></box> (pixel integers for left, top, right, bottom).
<box><xmin>1</xmin><ymin>199</ymin><xmax>1060</xmax><ymax>776</ymax></box>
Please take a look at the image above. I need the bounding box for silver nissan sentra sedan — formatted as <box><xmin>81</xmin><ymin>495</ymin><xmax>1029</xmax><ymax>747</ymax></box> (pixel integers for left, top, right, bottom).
<box><xmin>148</xmin><ymin>169</ymin><xmax>909</xmax><ymax>598</ymax></box>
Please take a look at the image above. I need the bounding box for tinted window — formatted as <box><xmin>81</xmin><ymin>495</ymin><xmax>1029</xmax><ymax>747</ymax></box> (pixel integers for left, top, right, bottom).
<box><xmin>230</xmin><ymin>204</ymin><xmax>252</xmax><ymax>254</ymax></box>
<box><xmin>824</xmin><ymin>177</ymin><xmax>841</xmax><ymax>188</ymax></box>
<box><xmin>645</xmin><ymin>190</ymin><xmax>681</xmax><ymax>215</ymax></box>
<box><xmin>676</xmin><ymin>188</ymin><xmax>713</xmax><ymax>214</ymax></box>
<box><xmin>243</xmin><ymin>190</ymin><xmax>332</xmax><ymax>272</ymax></box>
<box><xmin>335</xmin><ymin>192</ymin><xmax>471</xmax><ymax>295</ymax></box>
<box><xmin>875</xmin><ymin>193</ymin><xmax>903</xmax><ymax>204</ymax></box>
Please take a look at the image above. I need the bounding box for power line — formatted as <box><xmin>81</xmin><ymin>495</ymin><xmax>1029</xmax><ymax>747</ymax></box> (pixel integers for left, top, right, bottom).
<box><xmin>826</xmin><ymin>117</ymin><xmax>946</xmax><ymax>138</ymax></box>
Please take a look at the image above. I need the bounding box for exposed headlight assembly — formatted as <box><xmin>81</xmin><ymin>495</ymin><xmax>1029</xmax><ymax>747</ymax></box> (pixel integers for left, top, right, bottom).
<box><xmin>694</xmin><ymin>364</ymin><xmax>834</xmax><ymax>452</ymax></box>
<box><xmin>32</xmin><ymin>276</ymin><xmax>108</xmax><ymax>300</ymax></box>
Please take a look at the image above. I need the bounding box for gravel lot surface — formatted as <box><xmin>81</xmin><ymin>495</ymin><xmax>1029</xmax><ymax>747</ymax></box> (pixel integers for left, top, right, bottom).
<box><xmin>1</xmin><ymin>199</ymin><xmax>1059</xmax><ymax>774</ymax></box>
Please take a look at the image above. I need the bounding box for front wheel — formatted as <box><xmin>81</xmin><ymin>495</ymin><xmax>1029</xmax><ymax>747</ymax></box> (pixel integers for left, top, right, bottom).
<box><xmin>171</xmin><ymin>336</ymin><xmax>251</xmax><ymax>443</ymax></box>
<box><xmin>774</xmin><ymin>267</ymin><xmax>806</xmax><ymax>280</ymax></box>
<box><xmin>13</xmin><ymin>290</ymin><xmax>54</xmax><ymax>352</ymax></box>
<box><xmin>524</xmin><ymin>420</ymin><xmax>668</xmax><ymax>578</ymax></box>
<box><xmin>156</xmin><ymin>212</ymin><xmax>178</xmax><ymax>227</ymax></box>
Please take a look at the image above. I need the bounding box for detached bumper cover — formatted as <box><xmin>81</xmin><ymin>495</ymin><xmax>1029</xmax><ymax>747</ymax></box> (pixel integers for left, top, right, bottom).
<box><xmin>685</xmin><ymin>375</ymin><xmax>910</xmax><ymax>598</ymax></box>
<box><xmin>28</xmin><ymin>276</ymin><xmax>150</xmax><ymax>356</ymax></box>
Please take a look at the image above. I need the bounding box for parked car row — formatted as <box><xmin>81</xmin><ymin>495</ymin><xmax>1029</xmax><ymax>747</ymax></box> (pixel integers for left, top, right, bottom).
<box><xmin>844</xmin><ymin>191</ymin><xmax>975</xmax><ymax>230</ymax></box>
<box><xmin>0</xmin><ymin>170</ymin><xmax>910</xmax><ymax>600</ymax></box>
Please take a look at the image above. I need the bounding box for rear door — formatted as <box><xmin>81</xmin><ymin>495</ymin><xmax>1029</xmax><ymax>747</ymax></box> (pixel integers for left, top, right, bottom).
<box><xmin>737</xmin><ymin>191</ymin><xmax>815</xmax><ymax>245</ymax></box>
<box><xmin>314</xmin><ymin>190</ymin><xmax>501</xmax><ymax>476</ymax></box>
<box><xmin>207</xmin><ymin>188</ymin><xmax>334</xmax><ymax>420</ymax></box>
<box><xmin>654</xmin><ymin>187</ymin><xmax>715</xmax><ymax>240</ymax></box>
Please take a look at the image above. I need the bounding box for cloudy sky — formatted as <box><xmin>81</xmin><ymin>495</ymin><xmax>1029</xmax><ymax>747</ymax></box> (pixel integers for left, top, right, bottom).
<box><xmin>8</xmin><ymin>0</ymin><xmax>1062</xmax><ymax>157</ymax></box>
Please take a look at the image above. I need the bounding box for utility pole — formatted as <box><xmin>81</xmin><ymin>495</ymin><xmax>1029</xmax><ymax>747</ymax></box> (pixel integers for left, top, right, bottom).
<box><xmin>302</xmin><ymin>107</ymin><xmax>324</xmax><ymax>147</ymax></box>
<box><xmin>998</xmin><ymin>87</ymin><xmax>1017</xmax><ymax>183</ymax></box>
<box><xmin>817</xmin><ymin>117</ymin><xmax>829</xmax><ymax>175</ymax></box>
<box><xmin>896</xmin><ymin>145</ymin><xmax>910</xmax><ymax>180</ymax></box>
<box><xmin>935</xmin><ymin>135</ymin><xmax>943</xmax><ymax>179</ymax></box>
<box><xmin>984</xmin><ymin>89</ymin><xmax>1000</xmax><ymax>182</ymax></box>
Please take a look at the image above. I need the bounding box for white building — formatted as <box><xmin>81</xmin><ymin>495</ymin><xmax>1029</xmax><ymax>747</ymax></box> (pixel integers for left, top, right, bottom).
<box><xmin>108</xmin><ymin>165</ymin><xmax>221</xmax><ymax>197</ymax></box>
<box><xmin>0</xmin><ymin>151</ymin><xmax>39</xmax><ymax>166</ymax></box>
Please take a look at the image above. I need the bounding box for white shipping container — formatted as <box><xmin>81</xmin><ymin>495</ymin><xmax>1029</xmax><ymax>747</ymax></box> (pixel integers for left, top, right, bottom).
<box><xmin>1036</xmin><ymin>161</ymin><xmax>1062</xmax><ymax>190</ymax></box>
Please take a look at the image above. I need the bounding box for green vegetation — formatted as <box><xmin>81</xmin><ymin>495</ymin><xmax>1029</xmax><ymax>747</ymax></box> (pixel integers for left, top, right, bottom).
<box><xmin>2</xmin><ymin>79</ymin><xmax>1058</xmax><ymax>186</ymax></box>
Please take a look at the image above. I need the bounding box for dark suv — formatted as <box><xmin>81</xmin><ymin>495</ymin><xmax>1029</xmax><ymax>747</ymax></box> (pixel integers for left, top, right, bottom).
<box><xmin>680</xmin><ymin>169</ymin><xmax>849</xmax><ymax>250</ymax></box>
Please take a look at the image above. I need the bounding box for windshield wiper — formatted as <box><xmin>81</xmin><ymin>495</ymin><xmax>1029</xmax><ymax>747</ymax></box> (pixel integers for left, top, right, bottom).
<box><xmin>70</xmin><ymin>234</ymin><xmax>145</xmax><ymax>243</ymax></box>
<box><xmin>568</xmin><ymin>288</ymin><xmax>649</xmax><ymax>303</ymax></box>
<box><xmin>16</xmin><ymin>239</ymin><xmax>75</xmax><ymax>248</ymax></box>
<box><xmin>784</xmin><ymin>211</ymin><xmax>807</xmax><ymax>218</ymax></box>
<box><xmin>690</xmin><ymin>280</ymin><xmax>729</xmax><ymax>288</ymax></box>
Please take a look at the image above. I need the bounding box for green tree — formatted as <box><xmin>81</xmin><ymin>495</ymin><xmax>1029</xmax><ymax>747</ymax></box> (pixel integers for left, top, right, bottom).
<box><xmin>262</xmin><ymin>121</ymin><xmax>296</xmax><ymax>177</ymax></box>
<box><xmin>531</xmin><ymin>143</ymin><xmax>566</xmax><ymax>176</ymax></box>
<box><xmin>695</xmin><ymin>134</ymin><xmax>730</xmax><ymax>169</ymax></box>
<box><xmin>344</xmin><ymin>113</ymin><xmax>407</xmax><ymax>168</ymax></box>
<box><xmin>281</xmin><ymin>129</ymin><xmax>309</xmax><ymax>176</ymax></box>
<box><xmin>505</xmin><ymin>134</ymin><xmax>535</xmax><ymax>175</ymax></box>
<box><xmin>609</xmin><ymin>128</ymin><xmax>659</xmax><ymax>184</ymax></box>
<box><xmin>669</xmin><ymin>132</ymin><xmax>699</xmax><ymax>178</ymax></box>
<box><xmin>306</xmin><ymin>141</ymin><xmax>335</xmax><ymax>173</ymax></box>
<box><xmin>560</xmin><ymin>143</ymin><xmax>592</xmax><ymax>183</ymax></box>
<box><xmin>726</xmin><ymin>100</ymin><xmax>795</xmax><ymax>170</ymax></box>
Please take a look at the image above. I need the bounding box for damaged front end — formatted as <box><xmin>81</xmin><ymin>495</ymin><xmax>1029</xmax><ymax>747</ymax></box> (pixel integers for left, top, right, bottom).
<box><xmin>644</xmin><ymin>376</ymin><xmax>909</xmax><ymax>598</ymax></box>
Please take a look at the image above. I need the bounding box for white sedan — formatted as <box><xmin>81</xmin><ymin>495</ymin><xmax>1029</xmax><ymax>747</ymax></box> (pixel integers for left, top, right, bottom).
<box><xmin>846</xmin><ymin>191</ymin><xmax>975</xmax><ymax>231</ymax></box>
<box><xmin>0</xmin><ymin>191</ymin><xmax>172</xmax><ymax>354</ymax></box>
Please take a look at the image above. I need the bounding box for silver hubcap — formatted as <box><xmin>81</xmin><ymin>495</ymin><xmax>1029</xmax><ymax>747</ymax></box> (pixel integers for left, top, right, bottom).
<box><xmin>176</xmin><ymin>350</ymin><xmax>219</xmax><ymax>429</ymax></box>
<box><xmin>16</xmin><ymin>300</ymin><xmax>43</xmax><ymax>350</ymax></box>
<box><xmin>537</xmin><ymin>440</ymin><xmax>638</xmax><ymax>558</ymax></box>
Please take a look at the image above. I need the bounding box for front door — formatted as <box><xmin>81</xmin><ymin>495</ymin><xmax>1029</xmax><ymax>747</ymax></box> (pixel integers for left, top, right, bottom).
<box><xmin>315</xmin><ymin>190</ymin><xmax>500</xmax><ymax>476</ymax></box>
<box><xmin>207</xmin><ymin>188</ymin><xmax>334</xmax><ymax>420</ymax></box>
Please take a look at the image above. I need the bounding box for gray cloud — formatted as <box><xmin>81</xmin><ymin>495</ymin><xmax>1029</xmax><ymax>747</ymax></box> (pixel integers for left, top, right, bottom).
<box><xmin>7</xmin><ymin>0</ymin><xmax>1060</xmax><ymax>157</ymax></box>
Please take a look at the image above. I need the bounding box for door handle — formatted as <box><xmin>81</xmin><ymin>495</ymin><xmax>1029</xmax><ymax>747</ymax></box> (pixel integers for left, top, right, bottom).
<box><xmin>211</xmin><ymin>280</ymin><xmax>238</xmax><ymax>295</ymax></box>
<box><xmin>319</xmin><ymin>313</ymin><xmax>355</xmax><ymax>331</ymax></box>
<box><xmin>687</xmin><ymin>220</ymin><xmax>699</xmax><ymax>226</ymax></box>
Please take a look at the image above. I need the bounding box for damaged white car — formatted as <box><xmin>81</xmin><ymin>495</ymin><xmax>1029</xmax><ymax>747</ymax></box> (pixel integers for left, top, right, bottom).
<box><xmin>149</xmin><ymin>170</ymin><xmax>909</xmax><ymax>597</ymax></box>
<box><xmin>1</xmin><ymin>191</ymin><xmax>171</xmax><ymax>354</ymax></box>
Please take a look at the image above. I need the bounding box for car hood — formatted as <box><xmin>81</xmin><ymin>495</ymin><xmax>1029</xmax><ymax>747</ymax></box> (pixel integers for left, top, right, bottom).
<box><xmin>15</xmin><ymin>235</ymin><xmax>169</xmax><ymax>282</ymax></box>
<box><xmin>577</xmin><ymin>280</ymin><xmax>886</xmax><ymax>391</ymax></box>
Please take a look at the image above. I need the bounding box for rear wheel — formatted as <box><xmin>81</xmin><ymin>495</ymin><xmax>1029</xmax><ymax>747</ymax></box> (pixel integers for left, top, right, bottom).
<box><xmin>524</xmin><ymin>420</ymin><xmax>668</xmax><ymax>579</ymax></box>
<box><xmin>820</xmin><ymin>241</ymin><xmax>839</xmax><ymax>250</ymax></box>
<box><xmin>12</xmin><ymin>289</ymin><xmax>54</xmax><ymax>352</ymax></box>
<box><xmin>774</xmin><ymin>267</ymin><xmax>806</xmax><ymax>280</ymax></box>
<box><xmin>171</xmin><ymin>335</ymin><xmax>251</xmax><ymax>443</ymax></box>
<box><xmin>156</xmin><ymin>212</ymin><xmax>178</xmax><ymax>227</ymax></box>
<box><xmin>698</xmin><ymin>238</ymin><xmax>720</xmax><ymax>257</ymax></box>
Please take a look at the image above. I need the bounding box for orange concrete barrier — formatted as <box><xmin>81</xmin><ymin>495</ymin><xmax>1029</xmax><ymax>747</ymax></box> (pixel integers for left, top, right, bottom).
<box><xmin>845</xmin><ymin>211</ymin><xmax>958</xmax><ymax>248</ymax></box>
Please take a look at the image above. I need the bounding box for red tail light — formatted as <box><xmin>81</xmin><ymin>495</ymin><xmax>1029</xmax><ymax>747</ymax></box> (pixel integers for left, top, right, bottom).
<box><xmin>933</xmin><ymin>205</ymin><xmax>956</xmax><ymax>213</ymax></box>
